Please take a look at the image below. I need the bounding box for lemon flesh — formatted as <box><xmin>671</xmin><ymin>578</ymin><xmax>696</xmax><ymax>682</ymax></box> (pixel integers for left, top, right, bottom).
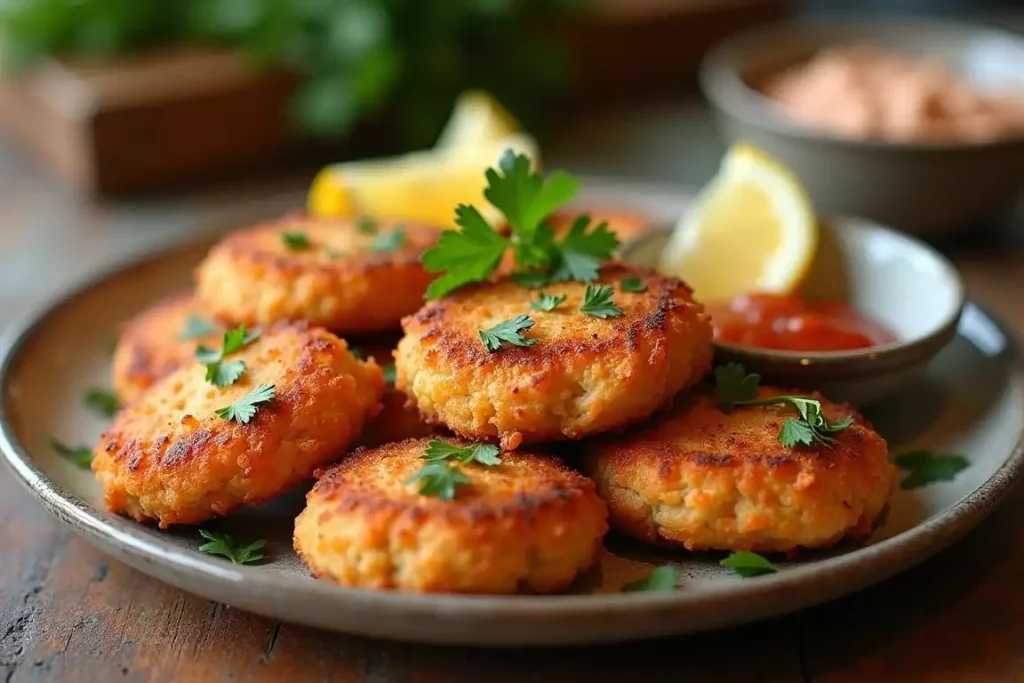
<box><xmin>658</xmin><ymin>143</ymin><xmax>818</xmax><ymax>303</ymax></box>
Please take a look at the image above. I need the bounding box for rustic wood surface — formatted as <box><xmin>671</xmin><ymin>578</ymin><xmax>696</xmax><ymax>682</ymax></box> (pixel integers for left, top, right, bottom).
<box><xmin>1</xmin><ymin>97</ymin><xmax>1023</xmax><ymax>682</ymax></box>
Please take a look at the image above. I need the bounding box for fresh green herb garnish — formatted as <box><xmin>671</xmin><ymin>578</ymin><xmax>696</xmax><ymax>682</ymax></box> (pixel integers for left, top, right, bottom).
<box><xmin>178</xmin><ymin>315</ymin><xmax>217</xmax><ymax>341</ymax></box>
<box><xmin>721</xmin><ymin>551</ymin><xmax>778</xmax><ymax>577</ymax></box>
<box><xmin>530</xmin><ymin>292</ymin><xmax>567</xmax><ymax>312</ymax></box>
<box><xmin>370</xmin><ymin>227</ymin><xmax>406</xmax><ymax>254</ymax></box>
<box><xmin>421</xmin><ymin>151</ymin><xmax>618</xmax><ymax>299</ymax></box>
<box><xmin>422</xmin><ymin>439</ymin><xmax>502</xmax><ymax>466</ymax></box>
<box><xmin>51</xmin><ymin>438</ymin><xmax>93</xmax><ymax>468</ymax></box>
<box><xmin>620</xmin><ymin>277</ymin><xmax>647</xmax><ymax>293</ymax></box>
<box><xmin>195</xmin><ymin>325</ymin><xmax>260</xmax><ymax>388</ymax></box>
<box><xmin>84</xmin><ymin>388</ymin><xmax>120</xmax><ymax>418</ymax></box>
<box><xmin>406</xmin><ymin>461</ymin><xmax>471</xmax><ymax>501</ymax></box>
<box><xmin>714</xmin><ymin>363</ymin><xmax>853</xmax><ymax>448</ymax></box>
<box><xmin>215</xmin><ymin>383</ymin><xmax>276</xmax><ymax>424</ymax></box>
<box><xmin>406</xmin><ymin>439</ymin><xmax>502</xmax><ymax>500</ymax></box>
<box><xmin>620</xmin><ymin>566</ymin><xmax>679</xmax><ymax>593</ymax></box>
<box><xmin>578</xmin><ymin>284</ymin><xmax>623</xmax><ymax>319</ymax></box>
<box><xmin>281</xmin><ymin>231</ymin><xmax>311</xmax><ymax>251</ymax></box>
<box><xmin>356</xmin><ymin>217</ymin><xmax>378</xmax><ymax>235</ymax></box>
<box><xmin>896</xmin><ymin>451</ymin><xmax>969</xmax><ymax>489</ymax></box>
<box><xmin>479</xmin><ymin>314</ymin><xmax>538</xmax><ymax>352</ymax></box>
<box><xmin>382</xmin><ymin>363</ymin><xmax>396</xmax><ymax>385</ymax></box>
<box><xmin>198</xmin><ymin>530</ymin><xmax>266</xmax><ymax>565</ymax></box>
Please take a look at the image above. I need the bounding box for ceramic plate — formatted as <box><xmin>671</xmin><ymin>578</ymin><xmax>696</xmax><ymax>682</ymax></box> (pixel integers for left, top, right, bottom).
<box><xmin>2</xmin><ymin>181</ymin><xmax>1023</xmax><ymax>647</ymax></box>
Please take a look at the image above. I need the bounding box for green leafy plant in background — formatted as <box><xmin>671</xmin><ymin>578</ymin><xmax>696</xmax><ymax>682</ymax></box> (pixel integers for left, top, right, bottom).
<box><xmin>0</xmin><ymin>0</ymin><xmax>584</xmax><ymax>148</ymax></box>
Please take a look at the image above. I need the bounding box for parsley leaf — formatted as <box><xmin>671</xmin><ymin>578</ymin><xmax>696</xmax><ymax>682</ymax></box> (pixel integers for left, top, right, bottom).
<box><xmin>178</xmin><ymin>315</ymin><xmax>217</xmax><ymax>341</ymax></box>
<box><xmin>422</xmin><ymin>439</ymin><xmax>502</xmax><ymax>466</ymax></box>
<box><xmin>423</xmin><ymin>205</ymin><xmax>510</xmax><ymax>299</ymax></box>
<box><xmin>420</xmin><ymin>152</ymin><xmax>618</xmax><ymax>299</ymax></box>
<box><xmin>215</xmin><ymin>384</ymin><xmax>275</xmax><ymax>423</ymax></box>
<box><xmin>485</xmin><ymin>150</ymin><xmax>579</xmax><ymax>242</ymax></box>
<box><xmin>370</xmin><ymin>227</ymin><xmax>406</xmax><ymax>254</ymax></box>
<box><xmin>406</xmin><ymin>460</ymin><xmax>471</xmax><ymax>500</ymax></box>
<box><xmin>578</xmin><ymin>284</ymin><xmax>623</xmax><ymax>319</ymax></box>
<box><xmin>196</xmin><ymin>325</ymin><xmax>260</xmax><ymax>387</ymax></box>
<box><xmin>714</xmin><ymin>363</ymin><xmax>853</xmax><ymax>447</ymax></box>
<box><xmin>620</xmin><ymin>277</ymin><xmax>647</xmax><ymax>293</ymax></box>
<box><xmin>51</xmin><ymin>438</ymin><xmax>93</xmax><ymax>468</ymax></box>
<box><xmin>896</xmin><ymin>451</ymin><xmax>969</xmax><ymax>489</ymax></box>
<box><xmin>356</xmin><ymin>216</ymin><xmax>378</xmax><ymax>234</ymax></box>
<box><xmin>407</xmin><ymin>439</ymin><xmax>503</xmax><ymax>499</ymax></box>
<box><xmin>281</xmin><ymin>231</ymin><xmax>311</xmax><ymax>251</ymax></box>
<box><xmin>382</xmin><ymin>362</ymin><xmax>396</xmax><ymax>384</ymax></box>
<box><xmin>84</xmin><ymin>388</ymin><xmax>120</xmax><ymax>418</ymax></box>
<box><xmin>198</xmin><ymin>530</ymin><xmax>266</xmax><ymax>565</ymax></box>
<box><xmin>621</xmin><ymin>566</ymin><xmax>679</xmax><ymax>593</ymax></box>
<box><xmin>479</xmin><ymin>314</ymin><xmax>538</xmax><ymax>352</ymax></box>
<box><xmin>548</xmin><ymin>216</ymin><xmax>618</xmax><ymax>284</ymax></box>
<box><xmin>721</xmin><ymin>551</ymin><xmax>778</xmax><ymax>577</ymax></box>
<box><xmin>530</xmin><ymin>292</ymin><xmax>566</xmax><ymax>312</ymax></box>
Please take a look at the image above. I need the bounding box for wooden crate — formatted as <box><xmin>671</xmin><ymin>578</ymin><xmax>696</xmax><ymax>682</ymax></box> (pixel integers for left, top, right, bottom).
<box><xmin>0</xmin><ymin>0</ymin><xmax>790</xmax><ymax>196</ymax></box>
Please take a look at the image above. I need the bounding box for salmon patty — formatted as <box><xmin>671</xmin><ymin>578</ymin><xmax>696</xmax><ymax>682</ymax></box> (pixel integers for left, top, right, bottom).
<box><xmin>93</xmin><ymin>323</ymin><xmax>385</xmax><ymax>528</ymax></box>
<box><xmin>583</xmin><ymin>388</ymin><xmax>896</xmax><ymax>553</ymax></box>
<box><xmin>293</xmin><ymin>437</ymin><xmax>608</xmax><ymax>593</ymax></box>
<box><xmin>111</xmin><ymin>292</ymin><xmax>227</xmax><ymax>404</ymax></box>
<box><xmin>194</xmin><ymin>213</ymin><xmax>442</xmax><ymax>334</ymax></box>
<box><xmin>395</xmin><ymin>263</ymin><xmax>713</xmax><ymax>449</ymax></box>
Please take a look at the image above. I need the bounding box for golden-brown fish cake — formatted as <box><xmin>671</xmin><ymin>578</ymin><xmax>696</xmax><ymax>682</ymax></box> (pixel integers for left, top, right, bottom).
<box><xmin>194</xmin><ymin>213</ymin><xmax>442</xmax><ymax>334</ymax></box>
<box><xmin>293</xmin><ymin>437</ymin><xmax>608</xmax><ymax>593</ymax></box>
<box><xmin>93</xmin><ymin>323</ymin><xmax>385</xmax><ymax>528</ymax></box>
<box><xmin>395</xmin><ymin>263</ymin><xmax>713</xmax><ymax>449</ymax></box>
<box><xmin>583</xmin><ymin>388</ymin><xmax>896</xmax><ymax>553</ymax></box>
<box><xmin>111</xmin><ymin>292</ymin><xmax>228</xmax><ymax>404</ymax></box>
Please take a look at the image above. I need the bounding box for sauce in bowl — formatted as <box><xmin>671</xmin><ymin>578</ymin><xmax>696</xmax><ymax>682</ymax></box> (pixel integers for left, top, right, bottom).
<box><xmin>705</xmin><ymin>293</ymin><xmax>897</xmax><ymax>352</ymax></box>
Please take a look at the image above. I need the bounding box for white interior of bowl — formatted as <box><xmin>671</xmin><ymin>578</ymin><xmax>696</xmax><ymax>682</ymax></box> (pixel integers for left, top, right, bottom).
<box><xmin>622</xmin><ymin>215</ymin><xmax>965</xmax><ymax>352</ymax></box>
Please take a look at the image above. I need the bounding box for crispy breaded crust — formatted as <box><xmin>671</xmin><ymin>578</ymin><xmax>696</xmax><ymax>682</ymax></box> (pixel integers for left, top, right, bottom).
<box><xmin>293</xmin><ymin>437</ymin><xmax>608</xmax><ymax>593</ymax></box>
<box><xmin>583</xmin><ymin>388</ymin><xmax>897</xmax><ymax>553</ymax></box>
<box><xmin>93</xmin><ymin>323</ymin><xmax>385</xmax><ymax>528</ymax></box>
<box><xmin>194</xmin><ymin>213</ymin><xmax>442</xmax><ymax>334</ymax></box>
<box><xmin>395</xmin><ymin>263</ymin><xmax>713</xmax><ymax>449</ymax></box>
<box><xmin>111</xmin><ymin>292</ymin><xmax>227</xmax><ymax>404</ymax></box>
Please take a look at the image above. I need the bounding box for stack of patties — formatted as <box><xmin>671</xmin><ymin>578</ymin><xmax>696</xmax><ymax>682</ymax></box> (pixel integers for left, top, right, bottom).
<box><xmin>294</xmin><ymin>152</ymin><xmax>896</xmax><ymax>595</ymax></box>
<box><xmin>96</xmin><ymin>213</ymin><xmax>447</xmax><ymax>528</ymax></box>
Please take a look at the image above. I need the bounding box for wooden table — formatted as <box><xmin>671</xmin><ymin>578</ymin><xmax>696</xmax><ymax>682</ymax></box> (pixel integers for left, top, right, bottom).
<box><xmin>1</xmin><ymin>99</ymin><xmax>1024</xmax><ymax>682</ymax></box>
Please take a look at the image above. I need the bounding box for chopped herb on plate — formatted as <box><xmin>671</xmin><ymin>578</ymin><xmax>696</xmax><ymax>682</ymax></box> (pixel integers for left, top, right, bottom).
<box><xmin>84</xmin><ymin>388</ymin><xmax>120</xmax><ymax>418</ymax></box>
<box><xmin>198</xmin><ymin>530</ymin><xmax>266</xmax><ymax>565</ymax></box>
<box><xmin>479</xmin><ymin>314</ymin><xmax>538</xmax><ymax>352</ymax></box>
<box><xmin>720</xmin><ymin>551</ymin><xmax>778</xmax><ymax>577</ymax></box>
<box><xmin>51</xmin><ymin>438</ymin><xmax>93</xmax><ymax>468</ymax></box>
<box><xmin>530</xmin><ymin>292</ymin><xmax>567</xmax><ymax>312</ymax></box>
<box><xmin>620</xmin><ymin>566</ymin><xmax>679</xmax><ymax>593</ymax></box>
<box><xmin>215</xmin><ymin>383</ymin><xmax>275</xmax><ymax>424</ymax></box>
<box><xmin>896</xmin><ymin>451</ymin><xmax>969</xmax><ymax>489</ymax></box>
<box><xmin>579</xmin><ymin>284</ymin><xmax>623</xmax><ymax>319</ymax></box>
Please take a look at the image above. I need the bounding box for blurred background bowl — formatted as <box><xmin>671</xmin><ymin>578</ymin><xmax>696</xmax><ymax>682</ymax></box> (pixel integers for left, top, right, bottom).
<box><xmin>699</xmin><ymin>17</ymin><xmax>1024</xmax><ymax>237</ymax></box>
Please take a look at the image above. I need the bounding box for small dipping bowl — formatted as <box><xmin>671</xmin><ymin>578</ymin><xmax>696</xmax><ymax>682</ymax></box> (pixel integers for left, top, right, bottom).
<box><xmin>620</xmin><ymin>216</ymin><xmax>966</xmax><ymax>407</ymax></box>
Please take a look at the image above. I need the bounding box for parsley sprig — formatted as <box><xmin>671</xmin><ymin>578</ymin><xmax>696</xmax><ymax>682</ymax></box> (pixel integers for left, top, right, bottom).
<box><xmin>178</xmin><ymin>314</ymin><xmax>218</xmax><ymax>341</ymax></box>
<box><xmin>281</xmin><ymin>231</ymin><xmax>311</xmax><ymax>251</ymax></box>
<box><xmin>196</xmin><ymin>325</ymin><xmax>260</xmax><ymax>388</ymax></box>
<box><xmin>621</xmin><ymin>566</ymin><xmax>679</xmax><ymax>593</ymax></box>
<box><xmin>896</xmin><ymin>451</ymin><xmax>969</xmax><ymax>489</ymax></box>
<box><xmin>530</xmin><ymin>292</ymin><xmax>566</xmax><ymax>312</ymax></box>
<box><xmin>721</xmin><ymin>551</ymin><xmax>779</xmax><ymax>577</ymax></box>
<box><xmin>52</xmin><ymin>438</ymin><xmax>93</xmax><ymax>468</ymax></box>
<box><xmin>406</xmin><ymin>439</ymin><xmax>502</xmax><ymax>500</ymax></box>
<box><xmin>479</xmin><ymin>314</ymin><xmax>537</xmax><ymax>352</ymax></box>
<box><xmin>421</xmin><ymin>151</ymin><xmax>618</xmax><ymax>299</ymax></box>
<box><xmin>714</xmin><ymin>363</ymin><xmax>853</xmax><ymax>448</ymax></box>
<box><xmin>84</xmin><ymin>388</ymin><xmax>120</xmax><ymax>418</ymax></box>
<box><xmin>215</xmin><ymin>383</ymin><xmax>276</xmax><ymax>424</ymax></box>
<box><xmin>579</xmin><ymin>284</ymin><xmax>623</xmax><ymax>319</ymax></box>
<box><xmin>198</xmin><ymin>530</ymin><xmax>266</xmax><ymax>565</ymax></box>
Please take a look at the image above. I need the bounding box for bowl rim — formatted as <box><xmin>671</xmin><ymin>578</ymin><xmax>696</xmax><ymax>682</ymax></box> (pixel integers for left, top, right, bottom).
<box><xmin>698</xmin><ymin>15</ymin><xmax>1024</xmax><ymax>151</ymax></box>
<box><xmin>619</xmin><ymin>216</ymin><xmax>968</xmax><ymax>367</ymax></box>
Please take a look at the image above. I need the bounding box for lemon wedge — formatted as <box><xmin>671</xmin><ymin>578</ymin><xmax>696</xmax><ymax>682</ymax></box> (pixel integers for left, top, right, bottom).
<box><xmin>308</xmin><ymin>90</ymin><xmax>538</xmax><ymax>226</ymax></box>
<box><xmin>658</xmin><ymin>142</ymin><xmax>818</xmax><ymax>302</ymax></box>
<box><xmin>435</xmin><ymin>89</ymin><xmax>521</xmax><ymax>150</ymax></box>
<box><xmin>307</xmin><ymin>133</ymin><xmax>539</xmax><ymax>227</ymax></box>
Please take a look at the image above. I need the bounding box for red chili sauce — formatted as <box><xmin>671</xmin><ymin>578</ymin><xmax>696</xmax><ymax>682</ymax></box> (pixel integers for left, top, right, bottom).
<box><xmin>705</xmin><ymin>293</ymin><xmax>898</xmax><ymax>352</ymax></box>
